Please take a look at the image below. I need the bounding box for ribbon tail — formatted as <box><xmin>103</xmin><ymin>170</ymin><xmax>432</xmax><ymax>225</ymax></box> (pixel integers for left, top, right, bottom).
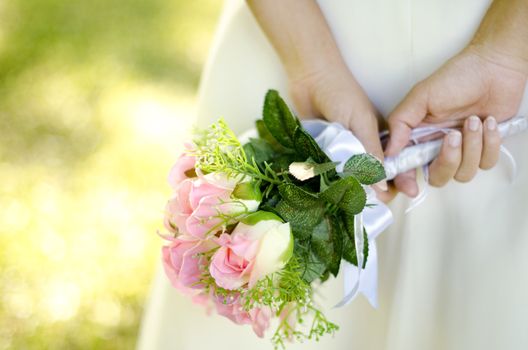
<box><xmin>500</xmin><ymin>145</ymin><xmax>518</xmax><ymax>183</ymax></box>
<box><xmin>333</xmin><ymin>213</ymin><xmax>364</xmax><ymax>308</ymax></box>
<box><xmin>333</xmin><ymin>262</ymin><xmax>361</xmax><ymax>308</ymax></box>
<box><xmin>334</xmin><ymin>239</ymin><xmax>379</xmax><ymax>308</ymax></box>
<box><xmin>355</xmin><ymin>213</ymin><xmax>364</xmax><ymax>273</ymax></box>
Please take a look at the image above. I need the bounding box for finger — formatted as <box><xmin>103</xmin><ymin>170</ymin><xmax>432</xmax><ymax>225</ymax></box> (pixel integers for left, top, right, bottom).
<box><xmin>385</xmin><ymin>82</ymin><xmax>429</xmax><ymax>157</ymax></box>
<box><xmin>393</xmin><ymin>169</ymin><xmax>419</xmax><ymax>198</ymax></box>
<box><xmin>373</xmin><ymin>182</ymin><xmax>398</xmax><ymax>204</ymax></box>
<box><xmin>428</xmin><ymin>131</ymin><xmax>462</xmax><ymax>187</ymax></box>
<box><xmin>454</xmin><ymin>116</ymin><xmax>483</xmax><ymax>182</ymax></box>
<box><xmin>480</xmin><ymin>116</ymin><xmax>501</xmax><ymax>170</ymax></box>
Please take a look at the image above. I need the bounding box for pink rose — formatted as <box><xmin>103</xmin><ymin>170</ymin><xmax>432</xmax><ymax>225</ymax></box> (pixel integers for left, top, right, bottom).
<box><xmin>249</xmin><ymin>306</ymin><xmax>272</xmax><ymax>337</ymax></box>
<box><xmin>209</xmin><ymin>233</ymin><xmax>258</xmax><ymax>290</ymax></box>
<box><xmin>167</xmin><ymin>143</ymin><xmax>197</xmax><ymax>190</ymax></box>
<box><xmin>161</xmin><ymin>235</ymin><xmax>217</xmax><ymax>293</ymax></box>
<box><xmin>214</xmin><ymin>294</ymin><xmax>251</xmax><ymax>325</ymax></box>
<box><xmin>165</xmin><ymin>172</ymin><xmax>261</xmax><ymax>238</ymax></box>
<box><xmin>214</xmin><ymin>294</ymin><xmax>272</xmax><ymax>338</ymax></box>
<box><xmin>209</xmin><ymin>211</ymin><xmax>293</xmax><ymax>290</ymax></box>
<box><xmin>163</xmin><ymin>195</ymin><xmax>181</xmax><ymax>234</ymax></box>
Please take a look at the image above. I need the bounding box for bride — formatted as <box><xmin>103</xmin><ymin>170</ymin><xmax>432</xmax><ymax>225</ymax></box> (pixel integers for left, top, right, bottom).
<box><xmin>138</xmin><ymin>0</ymin><xmax>528</xmax><ymax>349</ymax></box>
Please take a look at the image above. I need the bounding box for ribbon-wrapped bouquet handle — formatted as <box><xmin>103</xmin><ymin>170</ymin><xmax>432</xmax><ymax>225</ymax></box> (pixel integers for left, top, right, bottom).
<box><xmin>383</xmin><ymin>116</ymin><xmax>528</xmax><ymax>180</ymax></box>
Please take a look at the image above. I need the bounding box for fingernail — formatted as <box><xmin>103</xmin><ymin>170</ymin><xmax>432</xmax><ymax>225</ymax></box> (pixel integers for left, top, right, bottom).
<box><xmin>468</xmin><ymin>116</ymin><xmax>481</xmax><ymax>132</ymax></box>
<box><xmin>375</xmin><ymin>180</ymin><xmax>388</xmax><ymax>192</ymax></box>
<box><xmin>486</xmin><ymin>116</ymin><xmax>497</xmax><ymax>130</ymax></box>
<box><xmin>448</xmin><ymin>131</ymin><xmax>461</xmax><ymax>147</ymax></box>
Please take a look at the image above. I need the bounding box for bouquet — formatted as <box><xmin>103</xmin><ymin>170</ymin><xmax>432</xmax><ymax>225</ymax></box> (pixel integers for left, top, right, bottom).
<box><xmin>160</xmin><ymin>89</ymin><xmax>390</xmax><ymax>347</ymax></box>
<box><xmin>160</xmin><ymin>90</ymin><xmax>527</xmax><ymax>348</ymax></box>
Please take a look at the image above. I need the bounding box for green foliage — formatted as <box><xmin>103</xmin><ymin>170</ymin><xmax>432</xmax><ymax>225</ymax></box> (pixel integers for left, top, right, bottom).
<box><xmin>292</xmin><ymin>241</ymin><xmax>327</xmax><ymax>284</ymax></box>
<box><xmin>193</xmin><ymin>119</ymin><xmax>282</xmax><ymax>187</ymax></box>
<box><xmin>275</xmin><ymin>200</ymin><xmax>324</xmax><ymax>241</ymax></box>
<box><xmin>262</xmin><ymin>90</ymin><xmax>300</xmax><ymax>149</ymax></box>
<box><xmin>240</xmin><ymin>90</ymin><xmax>383</xmax><ymax>286</ymax></box>
<box><xmin>275</xmin><ymin>184</ymin><xmax>324</xmax><ymax>241</ymax></box>
<box><xmin>247</xmin><ymin>120</ymin><xmax>298</xmax><ymax>176</ymax></box>
<box><xmin>343</xmin><ymin>153</ymin><xmax>386</xmax><ymax>185</ymax></box>
<box><xmin>320</xmin><ymin>177</ymin><xmax>366</xmax><ymax>215</ymax></box>
<box><xmin>278</xmin><ymin>183</ymin><xmax>320</xmax><ymax>207</ymax></box>
<box><xmin>310</xmin><ymin>217</ymin><xmax>343</xmax><ymax>277</ymax></box>
<box><xmin>271</xmin><ymin>303</ymin><xmax>339</xmax><ymax>350</ymax></box>
<box><xmin>341</xmin><ymin>214</ymin><xmax>369</xmax><ymax>268</ymax></box>
<box><xmin>256</xmin><ymin>119</ymin><xmax>288</xmax><ymax>153</ymax></box>
<box><xmin>232</xmin><ymin>181</ymin><xmax>261</xmax><ymax>201</ymax></box>
<box><xmin>193</xmin><ymin>119</ymin><xmax>248</xmax><ymax>172</ymax></box>
<box><xmin>293</xmin><ymin>127</ymin><xmax>332</xmax><ymax>164</ymax></box>
<box><xmin>311</xmin><ymin>161</ymin><xmax>340</xmax><ymax>177</ymax></box>
<box><xmin>243</xmin><ymin>138</ymin><xmax>275</xmax><ymax>166</ymax></box>
<box><xmin>242</xmin><ymin>258</ymin><xmax>311</xmax><ymax>311</ymax></box>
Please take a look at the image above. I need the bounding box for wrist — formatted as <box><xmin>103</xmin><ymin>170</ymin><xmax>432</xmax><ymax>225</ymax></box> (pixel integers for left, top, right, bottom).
<box><xmin>466</xmin><ymin>41</ymin><xmax>528</xmax><ymax>77</ymax></box>
<box><xmin>283</xmin><ymin>44</ymin><xmax>348</xmax><ymax>83</ymax></box>
<box><xmin>470</xmin><ymin>0</ymin><xmax>528</xmax><ymax>76</ymax></box>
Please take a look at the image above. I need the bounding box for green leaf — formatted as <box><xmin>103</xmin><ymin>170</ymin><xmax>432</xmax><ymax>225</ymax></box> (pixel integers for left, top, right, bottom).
<box><xmin>343</xmin><ymin>153</ymin><xmax>386</xmax><ymax>185</ymax></box>
<box><xmin>341</xmin><ymin>214</ymin><xmax>369</xmax><ymax>268</ymax></box>
<box><xmin>310</xmin><ymin>217</ymin><xmax>343</xmax><ymax>277</ymax></box>
<box><xmin>310</xmin><ymin>219</ymin><xmax>332</xmax><ymax>271</ymax></box>
<box><xmin>341</xmin><ymin>230</ymin><xmax>356</xmax><ymax>266</ymax></box>
<box><xmin>242</xmin><ymin>137</ymin><xmax>274</xmax><ymax>165</ymax></box>
<box><xmin>268</xmin><ymin>153</ymin><xmax>298</xmax><ymax>173</ymax></box>
<box><xmin>319</xmin><ymin>270</ymin><xmax>331</xmax><ymax>282</ymax></box>
<box><xmin>329</xmin><ymin>218</ymin><xmax>344</xmax><ymax>275</ymax></box>
<box><xmin>275</xmin><ymin>183</ymin><xmax>325</xmax><ymax>242</ymax></box>
<box><xmin>313</xmin><ymin>161</ymin><xmax>340</xmax><ymax>176</ymax></box>
<box><xmin>275</xmin><ymin>200</ymin><xmax>324</xmax><ymax>240</ymax></box>
<box><xmin>294</xmin><ymin>240</ymin><xmax>327</xmax><ymax>283</ymax></box>
<box><xmin>262</xmin><ymin>90</ymin><xmax>299</xmax><ymax>148</ymax></box>
<box><xmin>256</xmin><ymin>119</ymin><xmax>287</xmax><ymax>153</ymax></box>
<box><xmin>363</xmin><ymin>229</ymin><xmax>369</xmax><ymax>269</ymax></box>
<box><xmin>278</xmin><ymin>183</ymin><xmax>320</xmax><ymax>208</ymax></box>
<box><xmin>320</xmin><ymin>177</ymin><xmax>366</xmax><ymax>215</ymax></box>
<box><xmin>232</xmin><ymin>181</ymin><xmax>261</xmax><ymax>201</ymax></box>
<box><xmin>293</xmin><ymin>126</ymin><xmax>331</xmax><ymax>164</ymax></box>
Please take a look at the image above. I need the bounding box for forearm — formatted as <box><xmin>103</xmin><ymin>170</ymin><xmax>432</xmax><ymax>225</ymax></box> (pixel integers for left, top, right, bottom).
<box><xmin>246</xmin><ymin>0</ymin><xmax>346</xmax><ymax>79</ymax></box>
<box><xmin>471</xmin><ymin>0</ymin><xmax>528</xmax><ymax>74</ymax></box>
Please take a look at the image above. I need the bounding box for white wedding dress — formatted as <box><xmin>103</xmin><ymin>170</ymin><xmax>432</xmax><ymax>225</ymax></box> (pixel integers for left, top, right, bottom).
<box><xmin>137</xmin><ymin>1</ymin><xmax>528</xmax><ymax>349</ymax></box>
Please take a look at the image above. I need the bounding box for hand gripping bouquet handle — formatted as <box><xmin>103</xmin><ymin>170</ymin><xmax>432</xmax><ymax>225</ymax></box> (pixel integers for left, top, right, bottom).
<box><xmin>383</xmin><ymin>115</ymin><xmax>528</xmax><ymax>180</ymax></box>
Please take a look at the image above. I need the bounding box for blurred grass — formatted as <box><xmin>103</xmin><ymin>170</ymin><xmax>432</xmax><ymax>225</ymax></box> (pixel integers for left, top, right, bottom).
<box><xmin>0</xmin><ymin>0</ymin><xmax>222</xmax><ymax>348</ymax></box>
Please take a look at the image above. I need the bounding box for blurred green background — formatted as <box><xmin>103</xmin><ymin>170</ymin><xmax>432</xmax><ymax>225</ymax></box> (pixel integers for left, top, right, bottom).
<box><xmin>0</xmin><ymin>0</ymin><xmax>222</xmax><ymax>348</ymax></box>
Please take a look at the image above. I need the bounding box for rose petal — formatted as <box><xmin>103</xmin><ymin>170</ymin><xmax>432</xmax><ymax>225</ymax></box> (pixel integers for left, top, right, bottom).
<box><xmin>168</xmin><ymin>153</ymin><xmax>196</xmax><ymax>189</ymax></box>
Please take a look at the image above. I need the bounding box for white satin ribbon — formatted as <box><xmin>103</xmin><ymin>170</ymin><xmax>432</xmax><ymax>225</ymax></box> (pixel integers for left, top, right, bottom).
<box><xmin>303</xmin><ymin>120</ymin><xmax>393</xmax><ymax>308</ymax></box>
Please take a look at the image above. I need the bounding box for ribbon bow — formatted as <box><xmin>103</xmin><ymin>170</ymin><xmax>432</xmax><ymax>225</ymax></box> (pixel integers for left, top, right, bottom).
<box><xmin>303</xmin><ymin>120</ymin><xmax>393</xmax><ymax>308</ymax></box>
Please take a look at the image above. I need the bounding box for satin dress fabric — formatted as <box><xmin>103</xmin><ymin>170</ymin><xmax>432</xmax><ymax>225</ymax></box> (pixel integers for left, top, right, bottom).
<box><xmin>137</xmin><ymin>1</ymin><xmax>528</xmax><ymax>349</ymax></box>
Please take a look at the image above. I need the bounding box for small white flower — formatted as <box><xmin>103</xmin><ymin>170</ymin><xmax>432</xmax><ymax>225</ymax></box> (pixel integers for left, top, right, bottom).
<box><xmin>289</xmin><ymin>162</ymin><xmax>316</xmax><ymax>181</ymax></box>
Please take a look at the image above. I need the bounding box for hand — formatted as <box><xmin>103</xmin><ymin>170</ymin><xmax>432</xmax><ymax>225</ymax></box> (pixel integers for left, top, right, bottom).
<box><xmin>290</xmin><ymin>63</ymin><xmax>396</xmax><ymax>203</ymax></box>
<box><xmin>247</xmin><ymin>0</ymin><xmax>395</xmax><ymax>202</ymax></box>
<box><xmin>385</xmin><ymin>45</ymin><xmax>528</xmax><ymax>196</ymax></box>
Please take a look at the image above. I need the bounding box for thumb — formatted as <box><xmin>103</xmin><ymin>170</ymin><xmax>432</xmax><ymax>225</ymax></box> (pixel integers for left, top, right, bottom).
<box><xmin>385</xmin><ymin>83</ymin><xmax>429</xmax><ymax>157</ymax></box>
